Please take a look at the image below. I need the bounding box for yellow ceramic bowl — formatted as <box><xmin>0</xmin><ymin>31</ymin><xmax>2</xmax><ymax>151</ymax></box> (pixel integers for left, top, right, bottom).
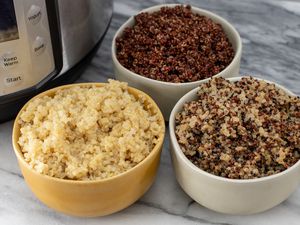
<box><xmin>12</xmin><ymin>83</ymin><xmax>165</xmax><ymax>217</ymax></box>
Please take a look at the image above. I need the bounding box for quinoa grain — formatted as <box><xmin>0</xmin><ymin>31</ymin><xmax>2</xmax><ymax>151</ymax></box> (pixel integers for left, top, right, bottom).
<box><xmin>116</xmin><ymin>5</ymin><xmax>234</xmax><ymax>83</ymax></box>
<box><xmin>18</xmin><ymin>80</ymin><xmax>163</xmax><ymax>180</ymax></box>
<box><xmin>175</xmin><ymin>77</ymin><xmax>300</xmax><ymax>179</ymax></box>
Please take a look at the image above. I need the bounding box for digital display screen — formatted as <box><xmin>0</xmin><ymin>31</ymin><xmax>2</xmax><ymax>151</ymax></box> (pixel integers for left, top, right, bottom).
<box><xmin>0</xmin><ymin>0</ymin><xmax>19</xmax><ymax>43</ymax></box>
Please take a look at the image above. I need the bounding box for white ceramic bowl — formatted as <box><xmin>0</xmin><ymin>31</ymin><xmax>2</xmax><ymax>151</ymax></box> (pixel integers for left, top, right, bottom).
<box><xmin>169</xmin><ymin>77</ymin><xmax>300</xmax><ymax>215</ymax></box>
<box><xmin>112</xmin><ymin>4</ymin><xmax>242</xmax><ymax>120</ymax></box>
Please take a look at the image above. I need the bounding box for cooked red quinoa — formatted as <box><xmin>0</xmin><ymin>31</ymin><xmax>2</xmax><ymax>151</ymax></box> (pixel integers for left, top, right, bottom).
<box><xmin>116</xmin><ymin>5</ymin><xmax>234</xmax><ymax>83</ymax></box>
<box><xmin>175</xmin><ymin>77</ymin><xmax>300</xmax><ymax>179</ymax></box>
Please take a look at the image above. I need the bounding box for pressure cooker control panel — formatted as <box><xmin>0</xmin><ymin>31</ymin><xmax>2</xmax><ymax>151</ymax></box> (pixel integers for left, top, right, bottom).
<box><xmin>0</xmin><ymin>0</ymin><xmax>55</xmax><ymax>96</ymax></box>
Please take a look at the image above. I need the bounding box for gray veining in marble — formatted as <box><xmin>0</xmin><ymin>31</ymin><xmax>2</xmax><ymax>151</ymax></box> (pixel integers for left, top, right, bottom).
<box><xmin>1</xmin><ymin>0</ymin><xmax>300</xmax><ymax>224</ymax></box>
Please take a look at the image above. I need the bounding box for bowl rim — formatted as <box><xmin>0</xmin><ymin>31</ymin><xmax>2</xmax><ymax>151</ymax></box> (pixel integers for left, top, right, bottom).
<box><xmin>169</xmin><ymin>76</ymin><xmax>300</xmax><ymax>183</ymax></box>
<box><xmin>12</xmin><ymin>82</ymin><xmax>166</xmax><ymax>184</ymax></box>
<box><xmin>111</xmin><ymin>3</ymin><xmax>242</xmax><ymax>87</ymax></box>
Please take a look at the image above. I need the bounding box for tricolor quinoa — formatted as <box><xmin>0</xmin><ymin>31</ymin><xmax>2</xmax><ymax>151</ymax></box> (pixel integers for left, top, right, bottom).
<box><xmin>175</xmin><ymin>77</ymin><xmax>300</xmax><ymax>179</ymax></box>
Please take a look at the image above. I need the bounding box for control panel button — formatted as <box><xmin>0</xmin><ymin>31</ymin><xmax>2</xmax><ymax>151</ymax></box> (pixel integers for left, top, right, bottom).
<box><xmin>3</xmin><ymin>75</ymin><xmax>23</xmax><ymax>87</ymax></box>
<box><xmin>1</xmin><ymin>52</ymin><xmax>19</xmax><ymax>69</ymax></box>
<box><xmin>27</xmin><ymin>5</ymin><xmax>42</xmax><ymax>25</ymax></box>
<box><xmin>32</xmin><ymin>36</ymin><xmax>46</xmax><ymax>55</ymax></box>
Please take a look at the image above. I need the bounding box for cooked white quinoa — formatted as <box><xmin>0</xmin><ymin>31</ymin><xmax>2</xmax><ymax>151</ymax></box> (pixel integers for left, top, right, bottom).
<box><xmin>18</xmin><ymin>80</ymin><xmax>162</xmax><ymax>180</ymax></box>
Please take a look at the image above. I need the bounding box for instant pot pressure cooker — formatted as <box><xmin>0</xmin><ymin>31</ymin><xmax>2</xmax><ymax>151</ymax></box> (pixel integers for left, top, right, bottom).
<box><xmin>0</xmin><ymin>0</ymin><xmax>113</xmax><ymax>122</ymax></box>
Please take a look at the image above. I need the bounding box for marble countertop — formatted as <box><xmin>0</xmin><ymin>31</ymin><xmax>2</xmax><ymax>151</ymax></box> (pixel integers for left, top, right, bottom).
<box><xmin>1</xmin><ymin>0</ymin><xmax>300</xmax><ymax>224</ymax></box>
